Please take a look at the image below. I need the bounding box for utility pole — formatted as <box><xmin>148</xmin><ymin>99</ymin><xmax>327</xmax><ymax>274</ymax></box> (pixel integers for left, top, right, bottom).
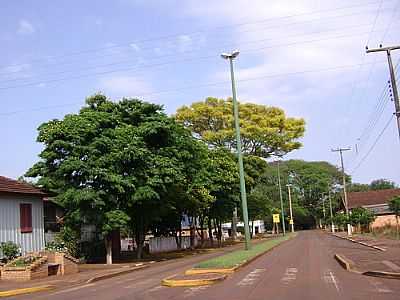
<box><xmin>328</xmin><ymin>188</ymin><xmax>335</xmax><ymax>233</ymax></box>
<box><xmin>322</xmin><ymin>194</ymin><xmax>326</xmax><ymax>230</ymax></box>
<box><xmin>366</xmin><ymin>45</ymin><xmax>400</xmax><ymax>140</ymax></box>
<box><xmin>286</xmin><ymin>184</ymin><xmax>294</xmax><ymax>233</ymax></box>
<box><xmin>277</xmin><ymin>161</ymin><xmax>286</xmax><ymax>235</ymax></box>
<box><xmin>331</xmin><ymin>147</ymin><xmax>351</xmax><ymax>236</ymax></box>
<box><xmin>221</xmin><ymin>50</ymin><xmax>251</xmax><ymax>250</ymax></box>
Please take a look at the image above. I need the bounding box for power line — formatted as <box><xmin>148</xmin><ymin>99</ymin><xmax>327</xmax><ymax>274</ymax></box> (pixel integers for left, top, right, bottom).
<box><xmin>0</xmin><ymin>0</ymin><xmax>393</xmax><ymax>73</ymax></box>
<box><xmin>0</xmin><ymin>21</ymin><xmax>380</xmax><ymax>85</ymax></box>
<box><xmin>0</xmin><ymin>60</ymin><xmax>388</xmax><ymax>117</ymax></box>
<box><xmin>0</xmin><ymin>30</ymin><xmax>387</xmax><ymax>91</ymax></box>
<box><xmin>380</xmin><ymin>0</ymin><xmax>400</xmax><ymax>43</ymax></box>
<box><xmin>351</xmin><ymin>114</ymin><xmax>394</xmax><ymax>174</ymax></box>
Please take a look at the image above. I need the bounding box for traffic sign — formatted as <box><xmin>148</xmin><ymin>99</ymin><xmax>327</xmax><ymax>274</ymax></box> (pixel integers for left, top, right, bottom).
<box><xmin>273</xmin><ymin>214</ymin><xmax>280</xmax><ymax>223</ymax></box>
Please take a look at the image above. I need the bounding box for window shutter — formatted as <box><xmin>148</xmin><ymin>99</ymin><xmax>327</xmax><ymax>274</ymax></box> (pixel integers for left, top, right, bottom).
<box><xmin>20</xmin><ymin>203</ymin><xmax>32</xmax><ymax>233</ymax></box>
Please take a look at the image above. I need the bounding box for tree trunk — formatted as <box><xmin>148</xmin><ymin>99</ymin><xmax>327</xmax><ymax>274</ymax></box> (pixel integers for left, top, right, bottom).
<box><xmin>207</xmin><ymin>218</ymin><xmax>213</xmax><ymax>247</ymax></box>
<box><xmin>105</xmin><ymin>235</ymin><xmax>113</xmax><ymax>265</ymax></box>
<box><xmin>217</xmin><ymin>219</ymin><xmax>222</xmax><ymax>247</ymax></box>
<box><xmin>135</xmin><ymin>230</ymin><xmax>144</xmax><ymax>259</ymax></box>
<box><xmin>396</xmin><ymin>216</ymin><xmax>399</xmax><ymax>240</ymax></box>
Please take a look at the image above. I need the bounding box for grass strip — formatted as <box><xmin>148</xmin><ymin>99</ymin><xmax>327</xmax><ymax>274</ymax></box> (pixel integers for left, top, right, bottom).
<box><xmin>195</xmin><ymin>233</ymin><xmax>296</xmax><ymax>269</ymax></box>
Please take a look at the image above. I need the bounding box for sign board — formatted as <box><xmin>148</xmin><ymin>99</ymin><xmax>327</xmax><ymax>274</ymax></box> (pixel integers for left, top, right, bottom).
<box><xmin>273</xmin><ymin>214</ymin><xmax>280</xmax><ymax>223</ymax></box>
<box><xmin>289</xmin><ymin>219</ymin><xmax>294</xmax><ymax>225</ymax></box>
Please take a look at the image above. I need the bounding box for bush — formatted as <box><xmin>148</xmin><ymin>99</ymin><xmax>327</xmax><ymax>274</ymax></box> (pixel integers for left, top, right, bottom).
<box><xmin>0</xmin><ymin>241</ymin><xmax>20</xmax><ymax>262</ymax></box>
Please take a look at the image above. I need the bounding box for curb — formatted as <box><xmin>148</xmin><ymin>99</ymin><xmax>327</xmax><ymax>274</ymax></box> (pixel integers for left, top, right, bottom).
<box><xmin>86</xmin><ymin>264</ymin><xmax>150</xmax><ymax>283</ymax></box>
<box><xmin>332</xmin><ymin>234</ymin><xmax>386</xmax><ymax>251</ymax></box>
<box><xmin>0</xmin><ymin>285</ymin><xmax>55</xmax><ymax>298</ymax></box>
<box><xmin>185</xmin><ymin>233</ymin><xmax>298</xmax><ymax>276</ymax></box>
<box><xmin>334</xmin><ymin>254</ymin><xmax>354</xmax><ymax>272</ymax></box>
<box><xmin>161</xmin><ymin>274</ymin><xmax>227</xmax><ymax>287</ymax></box>
<box><xmin>363</xmin><ymin>270</ymin><xmax>400</xmax><ymax>280</ymax></box>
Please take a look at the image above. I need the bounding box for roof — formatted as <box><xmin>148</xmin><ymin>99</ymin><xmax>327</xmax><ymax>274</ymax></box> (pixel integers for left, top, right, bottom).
<box><xmin>348</xmin><ymin>189</ymin><xmax>400</xmax><ymax>209</ymax></box>
<box><xmin>0</xmin><ymin>176</ymin><xmax>46</xmax><ymax>196</ymax></box>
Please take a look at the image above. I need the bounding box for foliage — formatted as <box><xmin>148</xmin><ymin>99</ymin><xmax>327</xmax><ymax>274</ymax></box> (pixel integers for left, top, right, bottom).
<box><xmin>27</xmin><ymin>94</ymin><xmax>213</xmax><ymax>260</ymax></box>
<box><xmin>349</xmin><ymin>179</ymin><xmax>397</xmax><ymax>192</ymax></box>
<box><xmin>369</xmin><ymin>179</ymin><xmax>397</xmax><ymax>190</ymax></box>
<box><xmin>8</xmin><ymin>256</ymin><xmax>39</xmax><ymax>267</ymax></box>
<box><xmin>332</xmin><ymin>213</ymin><xmax>348</xmax><ymax>227</ymax></box>
<box><xmin>175</xmin><ymin>97</ymin><xmax>305</xmax><ymax>158</ymax></box>
<box><xmin>0</xmin><ymin>241</ymin><xmax>20</xmax><ymax>262</ymax></box>
<box><xmin>258</xmin><ymin>160</ymin><xmax>344</xmax><ymax>228</ymax></box>
<box><xmin>349</xmin><ymin>207</ymin><xmax>376</xmax><ymax>230</ymax></box>
<box><xmin>389</xmin><ymin>196</ymin><xmax>400</xmax><ymax>217</ymax></box>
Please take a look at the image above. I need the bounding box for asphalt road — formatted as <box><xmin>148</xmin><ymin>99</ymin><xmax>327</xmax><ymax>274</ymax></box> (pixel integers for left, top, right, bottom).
<box><xmin>13</xmin><ymin>231</ymin><xmax>400</xmax><ymax>300</ymax></box>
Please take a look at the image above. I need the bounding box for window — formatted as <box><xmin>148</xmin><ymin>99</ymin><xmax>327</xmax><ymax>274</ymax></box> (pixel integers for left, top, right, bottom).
<box><xmin>20</xmin><ymin>203</ymin><xmax>32</xmax><ymax>233</ymax></box>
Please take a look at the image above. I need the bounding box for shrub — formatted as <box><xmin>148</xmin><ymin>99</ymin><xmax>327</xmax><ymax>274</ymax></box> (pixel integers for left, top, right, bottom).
<box><xmin>0</xmin><ymin>241</ymin><xmax>20</xmax><ymax>262</ymax></box>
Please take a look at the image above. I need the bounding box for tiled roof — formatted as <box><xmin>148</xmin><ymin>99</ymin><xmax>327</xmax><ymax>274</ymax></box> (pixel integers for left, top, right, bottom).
<box><xmin>348</xmin><ymin>189</ymin><xmax>400</xmax><ymax>208</ymax></box>
<box><xmin>0</xmin><ymin>176</ymin><xmax>45</xmax><ymax>196</ymax></box>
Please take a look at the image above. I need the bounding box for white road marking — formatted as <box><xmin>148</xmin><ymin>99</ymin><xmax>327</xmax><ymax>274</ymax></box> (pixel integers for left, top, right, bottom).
<box><xmin>323</xmin><ymin>270</ymin><xmax>339</xmax><ymax>292</ymax></box>
<box><xmin>123</xmin><ymin>278</ymin><xmax>155</xmax><ymax>288</ymax></box>
<box><xmin>237</xmin><ymin>268</ymin><xmax>266</xmax><ymax>287</ymax></box>
<box><xmin>49</xmin><ymin>283</ymin><xmax>96</xmax><ymax>295</ymax></box>
<box><xmin>382</xmin><ymin>260</ymin><xmax>400</xmax><ymax>272</ymax></box>
<box><xmin>368</xmin><ymin>279</ymin><xmax>392</xmax><ymax>293</ymax></box>
<box><xmin>183</xmin><ymin>286</ymin><xmax>209</xmax><ymax>298</ymax></box>
<box><xmin>281</xmin><ymin>267</ymin><xmax>298</xmax><ymax>285</ymax></box>
<box><xmin>147</xmin><ymin>285</ymin><xmax>165</xmax><ymax>293</ymax></box>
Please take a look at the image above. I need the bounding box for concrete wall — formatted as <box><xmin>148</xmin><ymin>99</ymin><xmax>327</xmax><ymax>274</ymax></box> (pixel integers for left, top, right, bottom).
<box><xmin>149</xmin><ymin>236</ymin><xmax>196</xmax><ymax>253</ymax></box>
<box><xmin>0</xmin><ymin>193</ymin><xmax>45</xmax><ymax>255</ymax></box>
<box><xmin>371</xmin><ymin>214</ymin><xmax>398</xmax><ymax>229</ymax></box>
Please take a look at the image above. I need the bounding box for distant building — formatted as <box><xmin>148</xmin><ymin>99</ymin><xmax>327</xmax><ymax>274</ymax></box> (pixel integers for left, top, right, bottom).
<box><xmin>0</xmin><ymin>176</ymin><xmax>46</xmax><ymax>255</ymax></box>
<box><xmin>348</xmin><ymin>189</ymin><xmax>400</xmax><ymax>229</ymax></box>
<box><xmin>222</xmin><ymin>220</ymin><xmax>266</xmax><ymax>236</ymax></box>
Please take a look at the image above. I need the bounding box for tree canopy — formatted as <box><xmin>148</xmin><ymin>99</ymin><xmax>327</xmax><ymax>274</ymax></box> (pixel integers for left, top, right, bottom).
<box><xmin>26</xmin><ymin>94</ymin><xmax>211</xmax><ymax>261</ymax></box>
<box><xmin>175</xmin><ymin>97</ymin><xmax>306</xmax><ymax>158</ymax></box>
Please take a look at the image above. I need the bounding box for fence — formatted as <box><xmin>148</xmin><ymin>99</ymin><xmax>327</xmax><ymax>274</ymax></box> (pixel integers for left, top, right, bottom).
<box><xmin>149</xmin><ymin>236</ymin><xmax>197</xmax><ymax>253</ymax></box>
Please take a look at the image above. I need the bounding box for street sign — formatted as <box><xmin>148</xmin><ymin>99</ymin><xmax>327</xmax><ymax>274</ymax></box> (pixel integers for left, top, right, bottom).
<box><xmin>273</xmin><ymin>214</ymin><xmax>280</xmax><ymax>223</ymax></box>
<box><xmin>289</xmin><ymin>219</ymin><xmax>294</xmax><ymax>225</ymax></box>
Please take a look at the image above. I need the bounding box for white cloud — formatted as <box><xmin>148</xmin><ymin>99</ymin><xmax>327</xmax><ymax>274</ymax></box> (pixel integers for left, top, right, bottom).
<box><xmin>177</xmin><ymin>35</ymin><xmax>193</xmax><ymax>52</ymax></box>
<box><xmin>129</xmin><ymin>43</ymin><xmax>141</xmax><ymax>52</ymax></box>
<box><xmin>99</xmin><ymin>75</ymin><xmax>153</xmax><ymax>97</ymax></box>
<box><xmin>17</xmin><ymin>19</ymin><xmax>35</xmax><ymax>35</ymax></box>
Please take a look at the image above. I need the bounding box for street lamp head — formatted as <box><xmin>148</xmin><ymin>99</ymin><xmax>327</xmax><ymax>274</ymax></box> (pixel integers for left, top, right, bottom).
<box><xmin>220</xmin><ymin>50</ymin><xmax>240</xmax><ymax>60</ymax></box>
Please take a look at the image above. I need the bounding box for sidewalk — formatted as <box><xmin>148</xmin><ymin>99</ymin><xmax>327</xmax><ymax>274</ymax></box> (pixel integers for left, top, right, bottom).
<box><xmin>331</xmin><ymin>231</ymin><xmax>400</xmax><ymax>274</ymax></box>
<box><xmin>0</xmin><ymin>262</ymin><xmax>149</xmax><ymax>293</ymax></box>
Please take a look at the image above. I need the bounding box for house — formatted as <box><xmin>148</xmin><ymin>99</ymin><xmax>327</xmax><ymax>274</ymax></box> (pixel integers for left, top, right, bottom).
<box><xmin>348</xmin><ymin>189</ymin><xmax>400</xmax><ymax>229</ymax></box>
<box><xmin>0</xmin><ymin>176</ymin><xmax>46</xmax><ymax>255</ymax></box>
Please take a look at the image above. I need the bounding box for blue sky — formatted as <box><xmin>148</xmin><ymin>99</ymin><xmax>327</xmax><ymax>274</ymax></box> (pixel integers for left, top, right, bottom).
<box><xmin>1</xmin><ymin>0</ymin><xmax>399</xmax><ymax>184</ymax></box>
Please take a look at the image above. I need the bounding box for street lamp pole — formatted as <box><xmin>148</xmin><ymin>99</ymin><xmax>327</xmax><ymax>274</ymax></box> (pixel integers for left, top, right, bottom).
<box><xmin>221</xmin><ymin>50</ymin><xmax>251</xmax><ymax>250</ymax></box>
<box><xmin>287</xmin><ymin>184</ymin><xmax>294</xmax><ymax>233</ymax></box>
<box><xmin>277</xmin><ymin>161</ymin><xmax>286</xmax><ymax>235</ymax></box>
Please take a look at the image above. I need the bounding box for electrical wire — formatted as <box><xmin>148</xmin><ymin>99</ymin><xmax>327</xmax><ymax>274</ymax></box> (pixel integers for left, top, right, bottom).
<box><xmin>0</xmin><ymin>29</ymin><xmax>387</xmax><ymax>91</ymax></box>
<box><xmin>0</xmin><ymin>0</ymin><xmax>391</xmax><ymax>73</ymax></box>
<box><xmin>351</xmin><ymin>114</ymin><xmax>394</xmax><ymax>174</ymax></box>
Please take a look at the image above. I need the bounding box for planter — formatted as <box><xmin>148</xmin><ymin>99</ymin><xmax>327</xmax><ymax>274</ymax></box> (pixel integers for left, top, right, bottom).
<box><xmin>1</xmin><ymin>256</ymin><xmax>48</xmax><ymax>281</ymax></box>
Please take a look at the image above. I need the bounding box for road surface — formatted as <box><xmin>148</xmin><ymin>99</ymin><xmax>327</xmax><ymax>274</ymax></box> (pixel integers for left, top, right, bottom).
<box><xmin>13</xmin><ymin>231</ymin><xmax>400</xmax><ymax>300</ymax></box>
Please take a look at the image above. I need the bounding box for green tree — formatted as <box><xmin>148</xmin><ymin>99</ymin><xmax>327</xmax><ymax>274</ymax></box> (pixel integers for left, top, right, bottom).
<box><xmin>369</xmin><ymin>179</ymin><xmax>397</xmax><ymax>190</ymax></box>
<box><xmin>349</xmin><ymin>208</ymin><xmax>376</xmax><ymax>233</ymax></box>
<box><xmin>389</xmin><ymin>196</ymin><xmax>400</xmax><ymax>239</ymax></box>
<box><xmin>348</xmin><ymin>183</ymin><xmax>370</xmax><ymax>192</ymax></box>
<box><xmin>175</xmin><ymin>97</ymin><xmax>305</xmax><ymax>158</ymax></box>
<box><xmin>259</xmin><ymin>160</ymin><xmax>344</xmax><ymax>229</ymax></box>
<box><xmin>27</xmin><ymin>94</ymin><xmax>207</xmax><ymax>262</ymax></box>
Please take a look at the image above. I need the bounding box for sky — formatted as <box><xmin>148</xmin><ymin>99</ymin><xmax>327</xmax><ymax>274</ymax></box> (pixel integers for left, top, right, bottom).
<box><xmin>0</xmin><ymin>0</ymin><xmax>399</xmax><ymax>185</ymax></box>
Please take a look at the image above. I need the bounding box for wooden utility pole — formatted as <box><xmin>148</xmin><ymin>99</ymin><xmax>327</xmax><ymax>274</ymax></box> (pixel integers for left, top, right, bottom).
<box><xmin>331</xmin><ymin>147</ymin><xmax>351</xmax><ymax>236</ymax></box>
<box><xmin>366</xmin><ymin>45</ymin><xmax>400</xmax><ymax>140</ymax></box>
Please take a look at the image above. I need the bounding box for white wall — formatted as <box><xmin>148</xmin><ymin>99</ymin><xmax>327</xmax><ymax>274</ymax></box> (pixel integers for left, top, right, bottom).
<box><xmin>0</xmin><ymin>193</ymin><xmax>45</xmax><ymax>255</ymax></box>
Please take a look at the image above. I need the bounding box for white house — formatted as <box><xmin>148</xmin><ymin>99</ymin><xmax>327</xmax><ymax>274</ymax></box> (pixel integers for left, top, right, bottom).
<box><xmin>222</xmin><ymin>220</ymin><xmax>266</xmax><ymax>236</ymax></box>
<box><xmin>0</xmin><ymin>176</ymin><xmax>46</xmax><ymax>255</ymax></box>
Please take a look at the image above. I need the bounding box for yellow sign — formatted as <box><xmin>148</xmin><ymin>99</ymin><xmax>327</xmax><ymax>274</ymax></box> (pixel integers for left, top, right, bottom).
<box><xmin>289</xmin><ymin>219</ymin><xmax>294</xmax><ymax>225</ymax></box>
<box><xmin>273</xmin><ymin>214</ymin><xmax>280</xmax><ymax>223</ymax></box>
